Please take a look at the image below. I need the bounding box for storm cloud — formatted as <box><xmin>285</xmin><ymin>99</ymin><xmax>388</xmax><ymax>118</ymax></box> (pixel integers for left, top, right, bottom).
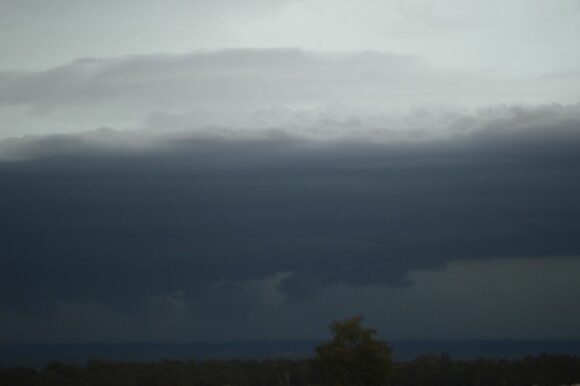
<box><xmin>1</xmin><ymin>103</ymin><xmax>580</xmax><ymax>320</ymax></box>
<box><xmin>2</xmin><ymin>0</ymin><xmax>580</xmax><ymax>346</ymax></box>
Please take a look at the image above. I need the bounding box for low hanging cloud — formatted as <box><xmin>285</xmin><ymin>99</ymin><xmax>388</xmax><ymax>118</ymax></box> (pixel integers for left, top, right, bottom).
<box><xmin>1</xmin><ymin>102</ymin><xmax>580</xmax><ymax>313</ymax></box>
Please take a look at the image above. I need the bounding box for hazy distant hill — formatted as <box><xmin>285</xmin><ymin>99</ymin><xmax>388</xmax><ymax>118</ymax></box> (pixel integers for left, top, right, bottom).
<box><xmin>2</xmin><ymin>340</ymin><xmax>580</xmax><ymax>368</ymax></box>
<box><xmin>0</xmin><ymin>340</ymin><xmax>580</xmax><ymax>367</ymax></box>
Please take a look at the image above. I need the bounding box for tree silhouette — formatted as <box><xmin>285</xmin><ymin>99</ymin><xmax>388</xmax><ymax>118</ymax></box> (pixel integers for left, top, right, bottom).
<box><xmin>315</xmin><ymin>315</ymin><xmax>392</xmax><ymax>386</ymax></box>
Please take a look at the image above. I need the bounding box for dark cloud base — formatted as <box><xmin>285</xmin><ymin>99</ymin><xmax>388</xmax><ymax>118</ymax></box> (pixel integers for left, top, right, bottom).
<box><xmin>1</xmin><ymin>110</ymin><xmax>580</xmax><ymax>316</ymax></box>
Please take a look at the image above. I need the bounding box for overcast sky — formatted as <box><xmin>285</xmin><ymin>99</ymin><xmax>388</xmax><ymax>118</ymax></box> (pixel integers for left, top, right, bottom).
<box><xmin>1</xmin><ymin>0</ymin><xmax>580</xmax><ymax>74</ymax></box>
<box><xmin>1</xmin><ymin>0</ymin><xmax>580</xmax><ymax>343</ymax></box>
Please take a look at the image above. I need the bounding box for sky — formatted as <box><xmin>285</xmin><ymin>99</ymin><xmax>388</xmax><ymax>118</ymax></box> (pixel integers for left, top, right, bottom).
<box><xmin>1</xmin><ymin>0</ymin><xmax>580</xmax><ymax>343</ymax></box>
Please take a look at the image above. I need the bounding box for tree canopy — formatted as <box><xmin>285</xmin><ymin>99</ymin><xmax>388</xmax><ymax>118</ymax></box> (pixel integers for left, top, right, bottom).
<box><xmin>315</xmin><ymin>315</ymin><xmax>392</xmax><ymax>386</ymax></box>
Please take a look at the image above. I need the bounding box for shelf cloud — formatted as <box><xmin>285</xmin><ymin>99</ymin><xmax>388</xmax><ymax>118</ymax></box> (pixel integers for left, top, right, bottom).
<box><xmin>2</xmin><ymin>103</ymin><xmax>579</xmax><ymax>318</ymax></box>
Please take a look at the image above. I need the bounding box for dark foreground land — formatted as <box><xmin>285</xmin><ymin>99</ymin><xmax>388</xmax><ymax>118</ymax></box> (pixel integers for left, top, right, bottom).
<box><xmin>1</xmin><ymin>354</ymin><xmax>580</xmax><ymax>386</ymax></box>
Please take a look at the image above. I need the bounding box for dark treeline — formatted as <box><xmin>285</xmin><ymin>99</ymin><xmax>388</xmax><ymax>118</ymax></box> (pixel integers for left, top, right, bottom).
<box><xmin>1</xmin><ymin>354</ymin><xmax>580</xmax><ymax>386</ymax></box>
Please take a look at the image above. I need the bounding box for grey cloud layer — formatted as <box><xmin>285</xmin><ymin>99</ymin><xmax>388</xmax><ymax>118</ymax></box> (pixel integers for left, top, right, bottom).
<box><xmin>1</xmin><ymin>104</ymin><xmax>580</xmax><ymax>316</ymax></box>
<box><xmin>1</xmin><ymin>49</ymin><xmax>578</xmax><ymax>139</ymax></box>
<box><xmin>0</xmin><ymin>50</ymin><xmax>427</xmax><ymax>108</ymax></box>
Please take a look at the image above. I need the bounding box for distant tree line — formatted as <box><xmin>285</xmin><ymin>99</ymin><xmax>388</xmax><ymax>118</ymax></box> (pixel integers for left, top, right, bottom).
<box><xmin>1</xmin><ymin>317</ymin><xmax>579</xmax><ymax>386</ymax></box>
<box><xmin>391</xmin><ymin>354</ymin><xmax>580</xmax><ymax>386</ymax></box>
<box><xmin>1</xmin><ymin>354</ymin><xmax>580</xmax><ymax>386</ymax></box>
